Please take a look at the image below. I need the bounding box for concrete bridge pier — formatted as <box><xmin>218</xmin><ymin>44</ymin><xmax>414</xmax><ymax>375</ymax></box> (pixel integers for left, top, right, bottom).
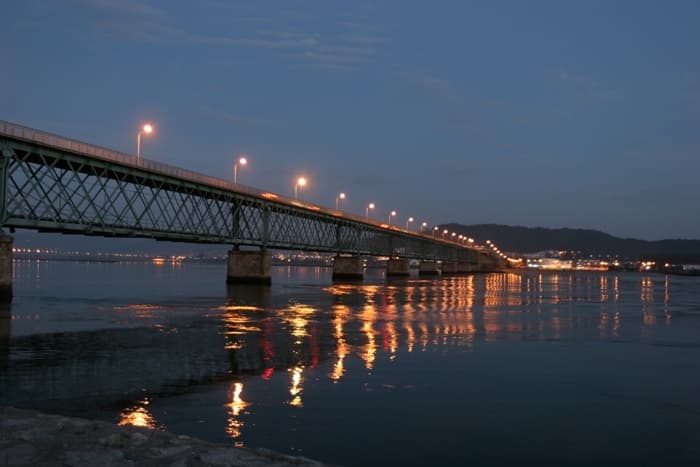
<box><xmin>441</xmin><ymin>261</ymin><xmax>460</xmax><ymax>275</ymax></box>
<box><xmin>386</xmin><ymin>258</ymin><xmax>410</xmax><ymax>277</ymax></box>
<box><xmin>458</xmin><ymin>262</ymin><xmax>472</xmax><ymax>274</ymax></box>
<box><xmin>0</xmin><ymin>235</ymin><xmax>12</xmax><ymax>303</ymax></box>
<box><xmin>419</xmin><ymin>260</ymin><xmax>440</xmax><ymax>276</ymax></box>
<box><xmin>226</xmin><ymin>249</ymin><xmax>272</xmax><ymax>285</ymax></box>
<box><xmin>332</xmin><ymin>255</ymin><xmax>364</xmax><ymax>281</ymax></box>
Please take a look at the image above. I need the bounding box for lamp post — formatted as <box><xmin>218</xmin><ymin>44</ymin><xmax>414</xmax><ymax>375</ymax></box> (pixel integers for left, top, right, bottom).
<box><xmin>233</xmin><ymin>156</ymin><xmax>247</xmax><ymax>185</ymax></box>
<box><xmin>136</xmin><ymin>123</ymin><xmax>153</xmax><ymax>161</ymax></box>
<box><xmin>388</xmin><ymin>210</ymin><xmax>396</xmax><ymax>225</ymax></box>
<box><xmin>433</xmin><ymin>226</ymin><xmax>439</xmax><ymax>237</ymax></box>
<box><xmin>406</xmin><ymin>217</ymin><xmax>414</xmax><ymax>230</ymax></box>
<box><xmin>336</xmin><ymin>192</ymin><xmax>346</xmax><ymax>210</ymax></box>
<box><xmin>366</xmin><ymin>203</ymin><xmax>375</xmax><ymax>220</ymax></box>
<box><xmin>443</xmin><ymin>229</ymin><xmax>449</xmax><ymax>238</ymax></box>
<box><xmin>294</xmin><ymin>176</ymin><xmax>307</xmax><ymax>200</ymax></box>
<box><xmin>421</xmin><ymin>222</ymin><xmax>428</xmax><ymax>233</ymax></box>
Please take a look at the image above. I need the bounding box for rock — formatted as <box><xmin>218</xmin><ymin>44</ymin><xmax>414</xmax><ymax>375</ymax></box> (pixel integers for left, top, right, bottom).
<box><xmin>63</xmin><ymin>449</ymin><xmax>126</xmax><ymax>466</ymax></box>
<box><xmin>0</xmin><ymin>407</ymin><xmax>330</xmax><ymax>467</ymax></box>
<box><xmin>0</xmin><ymin>443</ymin><xmax>38</xmax><ymax>466</ymax></box>
<box><xmin>130</xmin><ymin>432</ymin><xmax>149</xmax><ymax>446</ymax></box>
<box><xmin>150</xmin><ymin>444</ymin><xmax>192</xmax><ymax>459</ymax></box>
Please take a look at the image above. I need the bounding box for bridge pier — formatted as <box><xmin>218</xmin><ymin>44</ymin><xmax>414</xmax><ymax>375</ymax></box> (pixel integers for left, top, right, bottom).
<box><xmin>332</xmin><ymin>255</ymin><xmax>364</xmax><ymax>281</ymax></box>
<box><xmin>0</xmin><ymin>235</ymin><xmax>12</xmax><ymax>303</ymax></box>
<box><xmin>441</xmin><ymin>261</ymin><xmax>460</xmax><ymax>275</ymax></box>
<box><xmin>458</xmin><ymin>262</ymin><xmax>473</xmax><ymax>274</ymax></box>
<box><xmin>386</xmin><ymin>258</ymin><xmax>410</xmax><ymax>277</ymax></box>
<box><xmin>418</xmin><ymin>260</ymin><xmax>440</xmax><ymax>276</ymax></box>
<box><xmin>226</xmin><ymin>249</ymin><xmax>271</xmax><ymax>285</ymax></box>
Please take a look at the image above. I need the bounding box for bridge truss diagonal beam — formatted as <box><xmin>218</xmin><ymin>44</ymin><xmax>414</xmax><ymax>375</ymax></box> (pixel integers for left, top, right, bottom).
<box><xmin>0</xmin><ymin>131</ymin><xmax>502</xmax><ymax>267</ymax></box>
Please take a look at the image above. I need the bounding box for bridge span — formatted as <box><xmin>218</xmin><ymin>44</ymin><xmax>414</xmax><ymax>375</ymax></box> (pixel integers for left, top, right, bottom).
<box><xmin>0</xmin><ymin>120</ymin><xmax>504</xmax><ymax>300</ymax></box>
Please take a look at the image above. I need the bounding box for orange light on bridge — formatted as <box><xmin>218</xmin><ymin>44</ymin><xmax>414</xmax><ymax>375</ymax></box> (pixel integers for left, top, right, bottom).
<box><xmin>294</xmin><ymin>176</ymin><xmax>307</xmax><ymax>200</ymax></box>
<box><xmin>137</xmin><ymin>123</ymin><xmax>154</xmax><ymax>161</ymax></box>
<box><xmin>234</xmin><ymin>156</ymin><xmax>248</xmax><ymax>185</ymax></box>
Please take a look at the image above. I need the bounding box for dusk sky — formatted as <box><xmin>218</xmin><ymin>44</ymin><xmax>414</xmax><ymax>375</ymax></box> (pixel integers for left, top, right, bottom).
<box><xmin>3</xmin><ymin>0</ymin><xmax>699</xmax><ymax>240</ymax></box>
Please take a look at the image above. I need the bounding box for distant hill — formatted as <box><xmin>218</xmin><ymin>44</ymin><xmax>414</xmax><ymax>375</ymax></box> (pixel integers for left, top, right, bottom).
<box><xmin>440</xmin><ymin>223</ymin><xmax>700</xmax><ymax>263</ymax></box>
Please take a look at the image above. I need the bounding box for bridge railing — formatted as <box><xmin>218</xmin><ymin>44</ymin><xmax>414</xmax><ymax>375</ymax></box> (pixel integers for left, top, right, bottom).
<box><xmin>0</xmin><ymin>120</ymin><xmax>486</xmax><ymax>255</ymax></box>
<box><xmin>0</xmin><ymin>120</ymin><xmax>263</xmax><ymax>197</ymax></box>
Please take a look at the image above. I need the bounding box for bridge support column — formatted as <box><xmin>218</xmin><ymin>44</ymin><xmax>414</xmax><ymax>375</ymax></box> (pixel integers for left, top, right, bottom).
<box><xmin>458</xmin><ymin>262</ymin><xmax>472</xmax><ymax>274</ymax></box>
<box><xmin>441</xmin><ymin>261</ymin><xmax>459</xmax><ymax>275</ymax></box>
<box><xmin>0</xmin><ymin>235</ymin><xmax>12</xmax><ymax>303</ymax></box>
<box><xmin>226</xmin><ymin>249</ymin><xmax>271</xmax><ymax>285</ymax></box>
<box><xmin>419</xmin><ymin>260</ymin><xmax>439</xmax><ymax>276</ymax></box>
<box><xmin>0</xmin><ymin>302</ymin><xmax>8</xmax><ymax>368</ymax></box>
<box><xmin>386</xmin><ymin>258</ymin><xmax>410</xmax><ymax>277</ymax></box>
<box><xmin>332</xmin><ymin>255</ymin><xmax>364</xmax><ymax>281</ymax></box>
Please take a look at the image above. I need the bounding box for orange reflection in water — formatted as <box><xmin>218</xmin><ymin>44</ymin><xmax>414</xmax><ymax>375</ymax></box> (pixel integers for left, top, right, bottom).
<box><xmin>330</xmin><ymin>304</ymin><xmax>350</xmax><ymax>382</ymax></box>
<box><xmin>226</xmin><ymin>382</ymin><xmax>250</xmax><ymax>441</ymax></box>
<box><xmin>289</xmin><ymin>366</ymin><xmax>304</xmax><ymax>407</ymax></box>
<box><xmin>283</xmin><ymin>303</ymin><xmax>317</xmax><ymax>343</ymax></box>
<box><xmin>641</xmin><ymin>276</ymin><xmax>656</xmax><ymax>326</ymax></box>
<box><xmin>118</xmin><ymin>399</ymin><xmax>156</xmax><ymax>429</ymax></box>
<box><xmin>215</xmin><ymin>272</ymin><xmax>661</xmax><ymax>396</ymax></box>
<box><xmin>358</xmin><ymin>289</ymin><xmax>378</xmax><ymax>370</ymax></box>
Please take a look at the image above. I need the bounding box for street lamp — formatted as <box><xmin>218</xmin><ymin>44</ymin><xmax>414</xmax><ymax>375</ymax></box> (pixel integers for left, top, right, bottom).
<box><xmin>365</xmin><ymin>203</ymin><xmax>375</xmax><ymax>219</ymax></box>
<box><xmin>136</xmin><ymin>123</ymin><xmax>153</xmax><ymax>161</ymax></box>
<box><xmin>406</xmin><ymin>217</ymin><xmax>414</xmax><ymax>229</ymax></box>
<box><xmin>388</xmin><ymin>210</ymin><xmax>397</xmax><ymax>225</ymax></box>
<box><xmin>234</xmin><ymin>156</ymin><xmax>247</xmax><ymax>185</ymax></box>
<box><xmin>336</xmin><ymin>192</ymin><xmax>346</xmax><ymax>210</ymax></box>
<box><xmin>442</xmin><ymin>229</ymin><xmax>449</xmax><ymax>238</ymax></box>
<box><xmin>421</xmin><ymin>222</ymin><xmax>428</xmax><ymax>233</ymax></box>
<box><xmin>294</xmin><ymin>176</ymin><xmax>307</xmax><ymax>200</ymax></box>
<box><xmin>433</xmin><ymin>226</ymin><xmax>439</xmax><ymax>237</ymax></box>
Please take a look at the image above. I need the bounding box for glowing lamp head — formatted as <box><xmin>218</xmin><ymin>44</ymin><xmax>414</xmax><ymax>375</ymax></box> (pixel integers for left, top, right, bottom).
<box><xmin>142</xmin><ymin>124</ymin><xmax>153</xmax><ymax>134</ymax></box>
<box><xmin>339</xmin><ymin>192</ymin><xmax>346</xmax><ymax>200</ymax></box>
<box><xmin>368</xmin><ymin>203</ymin><xmax>375</xmax><ymax>209</ymax></box>
<box><xmin>297</xmin><ymin>177</ymin><xmax>307</xmax><ymax>187</ymax></box>
<box><xmin>238</xmin><ymin>157</ymin><xmax>247</xmax><ymax>166</ymax></box>
<box><xmin>408</xmin><ymin>217</ymin><xmax>414</xmax><ymax>222</ymax></box>
<box><xmin>390</xmin><ymin>211</ymin><xmax>396</xmax><ymax>217</ymax></box>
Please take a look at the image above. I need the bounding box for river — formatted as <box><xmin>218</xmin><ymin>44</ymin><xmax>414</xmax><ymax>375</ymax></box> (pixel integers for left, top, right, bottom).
<box><xmin>2</xmin><ymin>260</ymin><xmax>700</xmax><ymax>466</ymax></box>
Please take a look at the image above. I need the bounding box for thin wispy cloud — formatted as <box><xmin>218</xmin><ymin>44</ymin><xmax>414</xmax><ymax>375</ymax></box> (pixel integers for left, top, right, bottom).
<box><xmin>556</xmin><ymin>69</ymin><xmax>614</xmax><ymax>101</ymax></box>
<box><xmin>78</xmin><ymin>1</ymin><xmax>384</xmax><ymax>71</ymax></box>
<box><xmin>78</xmin><ymin>0</ymin><xmax>164</xmax><ymax>18</ymax></box>
<box><xmin>197</xmin><ymin>107</ymin><xmax>282</xmax><ymax>128</ymax></box>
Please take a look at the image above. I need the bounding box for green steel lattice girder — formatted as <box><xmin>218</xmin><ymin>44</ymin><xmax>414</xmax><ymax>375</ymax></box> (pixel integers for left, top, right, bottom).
<box><xmin>0</xmin><ymin>132</ymin><xmax>500</xmax><ymax>265</ymax></box>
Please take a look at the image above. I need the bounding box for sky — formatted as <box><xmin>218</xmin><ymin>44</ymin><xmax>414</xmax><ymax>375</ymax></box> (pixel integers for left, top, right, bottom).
<box><xmin>2</xmin><ymin>0</ymin><xmax>699</xmax><ymax>241</ymax></box>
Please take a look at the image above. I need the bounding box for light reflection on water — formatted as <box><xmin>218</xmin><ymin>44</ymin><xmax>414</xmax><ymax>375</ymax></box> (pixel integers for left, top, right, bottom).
<box><xmin>118</xmin><ymin>399</ymin><xmax>158</xmax><ymax>429</ymax></box>
<box><xmin>3</xmin><ymin>261</ymin><xmax>700</xmax><ymax>466</ymax></box>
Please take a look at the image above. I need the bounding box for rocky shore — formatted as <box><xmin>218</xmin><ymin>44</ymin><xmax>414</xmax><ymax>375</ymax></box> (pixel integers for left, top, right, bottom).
<box><xmin>0</xmin><ymin>407</ymin><xmax>328</xmax><ymax>467</ymax></box>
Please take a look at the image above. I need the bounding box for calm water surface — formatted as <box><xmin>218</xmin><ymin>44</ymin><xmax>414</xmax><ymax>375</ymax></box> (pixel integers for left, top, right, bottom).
<box><xmin>2</xmin><ymin>260</ymin><xmax>700</xmax><ymax>466</ymax></box>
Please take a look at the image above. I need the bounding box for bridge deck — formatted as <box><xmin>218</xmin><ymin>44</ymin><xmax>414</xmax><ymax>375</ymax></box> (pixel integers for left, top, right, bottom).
<box><xmin>0</xmin><ymin>120</ymin><xmax>501</xmax><ymax>265</ymax></box>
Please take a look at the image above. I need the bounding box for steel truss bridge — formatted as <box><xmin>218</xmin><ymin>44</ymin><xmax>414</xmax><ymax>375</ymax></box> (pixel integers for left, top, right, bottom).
<box><xmin>0</xmin><ymin>120</ymin><xmax>500</xmax><ymax>265</ymax></box>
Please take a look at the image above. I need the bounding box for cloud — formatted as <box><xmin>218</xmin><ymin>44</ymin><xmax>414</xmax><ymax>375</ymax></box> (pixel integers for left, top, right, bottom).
<box><xmin>556</xmin><ymin>69</ymin><xmax>614</xmax><ymax>101</ymax></box>
<box><xmin>77</xmin><ymin>1</ymin><xmax>383</xmax><ymax>72</ymax></box>
<box><xmin>78</xmin><ymin>0</ymin><xmax>164</xmax><ymax>18</ymax></box>
<box><xmin>196</xmin><ymin>107</ymin><xmax>281</xmax><ymax>128</ymax></box>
